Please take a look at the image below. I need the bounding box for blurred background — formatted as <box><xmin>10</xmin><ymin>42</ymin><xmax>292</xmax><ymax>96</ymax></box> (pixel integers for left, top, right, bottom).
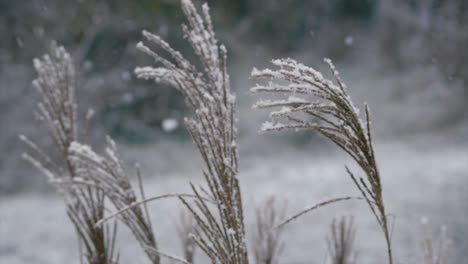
<box><xmin>1</xmin><ymin>0</ymin><xmax>467</xmax><ymax>263</ymax></box>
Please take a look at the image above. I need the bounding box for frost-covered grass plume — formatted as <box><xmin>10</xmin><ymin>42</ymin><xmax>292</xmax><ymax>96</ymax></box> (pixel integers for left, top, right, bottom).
<box><xmin>251</xmin><ymin>58</ymin><xmax>394</xmax><ymax>264</ymax></box>
<box><xmin>135</xmin><ymin>0</ymin><xmax>248</xmax><ymax>263</ymax></box>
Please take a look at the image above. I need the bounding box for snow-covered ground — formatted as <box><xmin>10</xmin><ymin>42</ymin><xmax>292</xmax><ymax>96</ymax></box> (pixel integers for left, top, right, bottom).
<box><xmin>1</xmin><ymin>125</ymin><xmax>467</xmax><ymax>264</ymax></box>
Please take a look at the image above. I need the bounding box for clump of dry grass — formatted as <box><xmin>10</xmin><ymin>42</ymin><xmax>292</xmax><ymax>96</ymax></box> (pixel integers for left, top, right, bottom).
<box><xmin>251</xmin><ymin>58</ymin><xmax>394</xmax><ymax>263</ymax></box>
<box><xmin>327</xmin><ymin>216</ymin><xmax>358</xmax><ymax>264</ymax></box>
<box><xmin>23</xmin><ymin>1</ymin><xmax>250</xmax><ymax>263</ymax></box>
<box><xmin>251</xmin><ymin>197</ymin><xmax>286</xmax><ymax>264</ymax></box>
<box><xmin>420</xmin><ymin>220</ymin><xmax>452</xmax><ymax>264</ymax></box>
<box><xmin>20</xmin><ymin>43</ymin><xmax>119</xmax><ymax>264</ymax></box>
<box><xmin>22</xmin><ymin>43</ymin><xmax>163</xmax><ymax>264</ymax></box>
<box><xmin>135</xmin><ymin>0</ymin><xmax>248</xmax><ymax>263</ymax></box>
<box><xmin>23</xmin><ymin>1</ymin><xmax>444</xmax><ymax>264</ymax></box>
<box><xmin>68</xmin><ymin>139</ymin><xmax>160</xmax><ymax>263</ymax></box>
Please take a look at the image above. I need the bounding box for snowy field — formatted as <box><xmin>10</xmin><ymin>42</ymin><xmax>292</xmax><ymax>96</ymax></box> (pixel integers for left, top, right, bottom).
<box><xmin>2</xmin><ymin>123</ymin><xmax>467</xmax><ymax>264</ymax></box>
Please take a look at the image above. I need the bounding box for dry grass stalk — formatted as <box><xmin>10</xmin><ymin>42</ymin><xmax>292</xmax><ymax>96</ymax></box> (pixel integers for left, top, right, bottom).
<box><xmin>143</xmin><ymin>246</ymin><xmax>192</xmax><ymax>264</ymax></box>
<box><xmin>135</xmin><ymin>0</ymin><xmax>248</xmax><ymax>263</ymax></box>
<box><xmin>250</xmin><ymin>58</ymin><xmax>394</xmax><ymax>264</ymax></box>
<box><xmin>95</xmin><ymin>193</ymin><xmax>210</xmax><ymax>227</ymax></box>
<box><xmin>252</xmin><ymin>197</ymin><xmax>286</xmax><ymax>264</ymax></box>
<box><xmin>21</xmin><ymin>43</ymin><xmax>118</xmax><ymax>264</ymax></box>
<box><xmin>327</xmin><ymin>216</ymin><xmax>357</xmax><ymax>264</ymax></box>
<box><xmin>176</xmin><ymin>210</ymin><xmax>199</xmax><ymax>263</ymax></box>
<box><xmin>421</xmin><ymin>221</ymin><xmax>452</xmax><ymax>264</ymax></box>
<box><xmin>276</xmin><ymin>196</ymin><xmax>362</xmax><ymax>229</ymax></box>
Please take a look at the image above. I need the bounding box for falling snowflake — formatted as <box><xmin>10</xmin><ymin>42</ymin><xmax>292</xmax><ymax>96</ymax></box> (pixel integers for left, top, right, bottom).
<box><xmin>162</xmin><ymin>118</ymin><xmax>179</xmax><ymax>132</ymax></box>
<box><xmin>344</xmin><ymin>35</ymin><xmax>354</xmax><ymax>46</ymax></box>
